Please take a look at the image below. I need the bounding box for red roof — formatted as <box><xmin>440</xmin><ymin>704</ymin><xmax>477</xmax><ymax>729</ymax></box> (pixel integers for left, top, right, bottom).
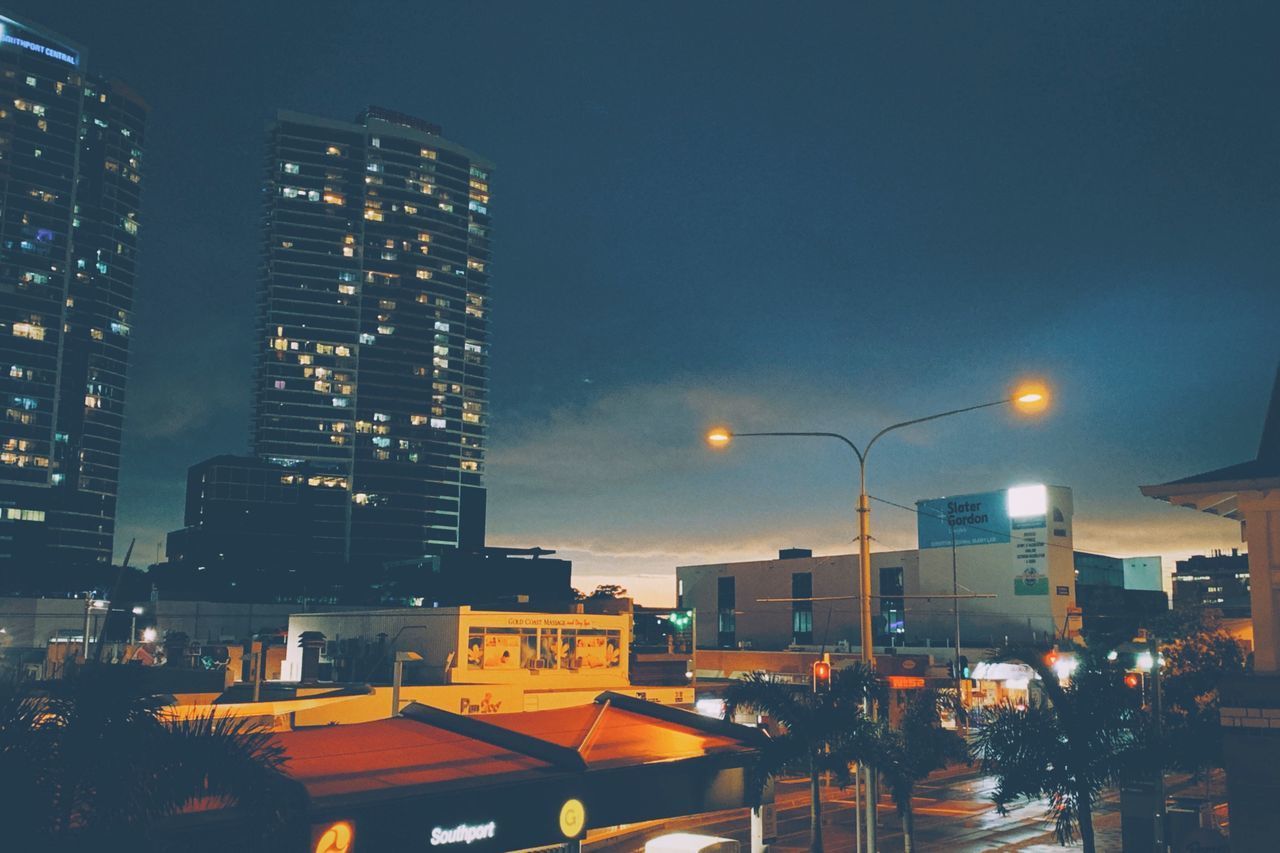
<box><xmin>274</xmin><ymin>697</ymin><xmax>756</xmax><ymax>802</ymax></box>
<box><xmin>486</xmin><ymin>703</ymin><xmax>747</xmax><ymax>767</ymax></box>
<box><xmin>279</xmin><ymin>717</ymin><xmax>552</xmax><ymax>799</ymax></box>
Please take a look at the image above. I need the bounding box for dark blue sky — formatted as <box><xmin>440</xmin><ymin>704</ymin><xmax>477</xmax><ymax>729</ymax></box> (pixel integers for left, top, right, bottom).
<box><xmin>14</xmin><ymin>1</ymin><xmax>1279</xmax><ymax>601</ymax></box>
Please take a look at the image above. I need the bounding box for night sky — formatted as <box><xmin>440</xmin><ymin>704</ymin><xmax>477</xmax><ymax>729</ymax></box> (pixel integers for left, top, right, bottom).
<box><xmin>13</xmin><ymin>2</ymin><xmax>1279</xmax><ymax>604</ymax></box>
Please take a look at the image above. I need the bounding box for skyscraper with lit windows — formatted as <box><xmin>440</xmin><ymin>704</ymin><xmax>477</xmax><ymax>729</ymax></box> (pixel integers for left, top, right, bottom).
<box><xmin>251</xmin><ymin>107</ymin><xmax>490</xmax><ymax>570</ymax></box>
<box><xmin>0</xmin><ymin>14</ymin><xmax>147</xmax><ymax>588</ymax></box>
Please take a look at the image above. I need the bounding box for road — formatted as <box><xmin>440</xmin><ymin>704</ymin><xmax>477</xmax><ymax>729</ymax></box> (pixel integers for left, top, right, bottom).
<box><xmin>584</xmin><ymin>768</ymin><xmax>1227</xmax><ymax>852</ymax></box>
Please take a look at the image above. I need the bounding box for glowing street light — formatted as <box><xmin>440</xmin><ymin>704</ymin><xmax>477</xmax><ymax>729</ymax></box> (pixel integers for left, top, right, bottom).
<box><xmin>705</xmin><ymin>427</ymin><xmax>732</xmax><ymax>447</ymax></box>
<box><xmin>1012</xmin><ymin>381</ymin><xmax>1050</xmax><ymax>415</ymax></box>
<box><xmin>702</xmin><ymin>379</ymin><xmax>1051</xmax><ymax>851</ymax></box>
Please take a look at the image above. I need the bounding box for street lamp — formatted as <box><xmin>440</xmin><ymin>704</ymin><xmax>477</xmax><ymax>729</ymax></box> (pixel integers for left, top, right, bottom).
<box><xmin>705</xmin><ymin>380</ymin><xmax>1049</xmax><ymax>851</ymax></box>
<box><xmin>392</xmin><ymin>650</ymin><xmax>424</xmax><ymax>716</ymax></box>
<box><xmin>131</xmin><ymin>606</ymin><xmax>144</xmax><ymax>645</ymax></box>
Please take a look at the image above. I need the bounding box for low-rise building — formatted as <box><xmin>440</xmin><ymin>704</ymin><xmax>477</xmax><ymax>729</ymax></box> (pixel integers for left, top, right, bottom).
<box><xmin>1173</xmin><ymin>549</ymin><xmax>1250</xmax><ymax>617</ymax></box>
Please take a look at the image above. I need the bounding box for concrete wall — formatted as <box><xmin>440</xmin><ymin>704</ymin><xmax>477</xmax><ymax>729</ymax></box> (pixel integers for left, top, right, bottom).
<box><xmin>677</xmin><ymin>551</ymin><xmax>918</xmax><ymax>651</ymax></box>
<box><xmin>282</xmin><ymin>607</ymin><xmax>631</xmax><ymax>688</ymax></box>
<box><xmin>1122</xmin><ymin>556</ymin><xmax>1163</xmax><ymax>592</ymax></box>
<box><xmin>913</xmin><ymin>485</ymin><xmax>1075</xmax><ymax>645</ymax></box>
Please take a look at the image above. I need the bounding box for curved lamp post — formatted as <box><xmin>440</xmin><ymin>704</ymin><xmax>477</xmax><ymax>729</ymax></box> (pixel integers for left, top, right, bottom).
<box><xmin>705</xmin><ymin>382</ymin><xmax>1049</xmax><ymax>851</ymax></box>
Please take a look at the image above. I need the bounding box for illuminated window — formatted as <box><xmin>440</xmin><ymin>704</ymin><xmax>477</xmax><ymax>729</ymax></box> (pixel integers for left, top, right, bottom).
<box><xmin>323</xmin><ymin>191</ymin><xmax>344</xmax><ymax>205</ymax></box>
<box><xmin>420</xmin><ymin>148</ymin><xmax>437</xmax><ymax>159</ymax></box>
<box><xmin>430</xmin><ymin>417</ymin><xmax>446</xmax><ymax>429</ymax></box>
<box><xmin>359</xmin><ymin>333</ymin><xmax>375</xmax><ymax>345</ymax></box>
<box><xmin>283</xmin><ymin>162</ymin><xmax>300</xmax><ymax>174</ymax></box>
<box><xmin>326</xmin><ymin>145</ymin><xmax>341</xmax><ymax>156</ymax></box>
<box><xmin>12</xmin><ymin>323</ymin><xmax>45</xmax><ymax>341</ymax></box>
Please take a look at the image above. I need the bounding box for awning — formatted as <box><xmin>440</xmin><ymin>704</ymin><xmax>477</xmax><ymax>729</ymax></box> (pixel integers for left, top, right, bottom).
<box><xmin>158</xmin><ymin>692</ymin><xmax>768</xmax><ymax>853</ymax></box>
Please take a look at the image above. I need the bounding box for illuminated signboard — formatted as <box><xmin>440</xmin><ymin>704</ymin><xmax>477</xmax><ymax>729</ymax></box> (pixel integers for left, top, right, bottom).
<box><xmin>0</xmin><ymin>20</ymin><xmax>79</xmax><ymax>66</ymax></box>
<box><xmin>916</xmin><ymin>489</ymin><xmax>1011</xmax><ymax>549</ymax></box>
<box><xmin>559</xmin><ymin>798</ymin><xmax>586</xmax><ymax>838</ymax></box>
<box><xmin>430</xmin><ymin>821</ymin><xmax>497</xmax><ymax>846</ymax></box>
<box><xmin>887</xmin><ymin>676</ymin><xmax>925</xmax><ymax>689</ymax></box>
<box><xmin>311</xmin><ymin>820</ymin><xmax>354</xmax><ymax>853</ymax></box>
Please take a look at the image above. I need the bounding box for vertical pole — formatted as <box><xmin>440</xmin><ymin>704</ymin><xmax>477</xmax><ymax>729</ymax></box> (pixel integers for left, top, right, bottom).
<box><xmin>858</xmin><ymin>463</ymin><xmax>878</xmax><ymax>852</ymax></box>
<box><xmin>1151</xmin><ymin>635</ymin><xmax>1166</xmax><ymax>851</ymax></box>
<box><xmin>691</xmin><ymin>607</ymin><xmax>698</xmax><ymax>692</ymax></box>
<box><xmin>392</xmin><ymin>659</ymin><xmax>403</xmax><ymax>717</ymax></box>
<box><xmin>855</xmin><ymin>762</ymin><xmax>862</xmax><ymax>853</ymax></box>
<box><xmin>256</xmin><ymin>640</ymin><xmax>266</xmax><ymax>701</ymax></box>
<box><xmin>82</xmin><ymin>593</ymin><xmax>93</xmax><ymax>664</ymax></box>
<box><xmin>952</xmin><ymin>527</ymin><xmax>962</xmax><ymax>696</ymax></box>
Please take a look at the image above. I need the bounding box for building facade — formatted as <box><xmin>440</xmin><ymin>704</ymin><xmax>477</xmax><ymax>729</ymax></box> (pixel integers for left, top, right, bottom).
<box><xmin>677</xmin><ymin>485</ymin><xmax>1163</xmax><ymax>653</ymax></box>
<box><xmin>251</xmin><ymin>107</ymin><xmax>491</xmax><ymax>572</ymax></box>
<box><xmin>1173</xmin><ymin>548</ymin><xmax>1250</xmax><ymax>617</ymax></box>
<box><xmin>0</xmin><ymin>14</ymin><xmax>147</xmax><ymax>587</ymax></box>
<box><xmin>163</xmin><ymin>455</ymin><xmax>349</xmax><ymax>597</ymax></box>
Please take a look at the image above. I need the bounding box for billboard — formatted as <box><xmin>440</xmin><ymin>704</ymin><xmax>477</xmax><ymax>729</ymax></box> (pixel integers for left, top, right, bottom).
<box><xmin>917</xmin><ymin>490</ymin><xmax>1011</xmax><ymax>549</ymax></box>
<box><xmin>919</xmin><ymin>485</ymin><xmax>1053</xmax><ymax>595</ymax></box>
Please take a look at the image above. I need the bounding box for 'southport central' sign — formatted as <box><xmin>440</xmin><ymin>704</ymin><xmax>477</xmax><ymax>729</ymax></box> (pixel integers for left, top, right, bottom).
<box><xmin>430</xmin><ymin>821</ymin><xmax>497</xmax><ymax>846</ymax></box>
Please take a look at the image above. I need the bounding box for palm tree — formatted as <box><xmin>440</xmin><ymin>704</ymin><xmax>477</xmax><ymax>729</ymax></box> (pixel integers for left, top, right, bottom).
<box><xmin>876</xmin><ymin>689</ymin><xmax>970</xmax><ymax>853</ymax></box>
<box><xmin>0</xmin><ymin>665</ymin><xmax>304</xmax><ymax>850</ymax></box>
<box><xmin>722</xmin><ymin>665</ymin><xmax>879</xmax><ymax>853</ymax></box>
<box><xmin>972</xmin><ymin>646</ymin><xmax>1141</xmax><ymax>853</ymax></box>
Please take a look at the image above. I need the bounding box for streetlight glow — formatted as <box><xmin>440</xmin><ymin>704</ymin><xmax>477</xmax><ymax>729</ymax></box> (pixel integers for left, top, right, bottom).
<box><xmin>1011</xmin><ymin>381</ymin><xmax>1050</xmax><ymax>414</ymax></box>
<box><xmin>705</xmin><ymin>427</ymin><xmax>732</xmax><ymax>447</ymax></box>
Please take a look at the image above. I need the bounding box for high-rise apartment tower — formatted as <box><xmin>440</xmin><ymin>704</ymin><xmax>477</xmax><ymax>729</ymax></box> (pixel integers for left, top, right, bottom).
<box><xmin>251</xmin><ymin>108</ymin><xmax>490</xmax><ymax>569</ymax></box>
<box><xmin>0</xmin><ymin>14</ymin><xmax>147</xmax><ymax>587</ymax></box>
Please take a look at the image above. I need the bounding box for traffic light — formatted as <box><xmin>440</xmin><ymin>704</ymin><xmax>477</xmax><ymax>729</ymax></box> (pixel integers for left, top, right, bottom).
<box><xmin>1124</xmin><ymin>672</ymin><xmax>1141</xmax><ymax>690</ymax></box>
<box><xmin>1045</xmin><ymin>649</ymin><xmax>1059</xmax><ymax>668</ymax></box>
<box><xmin>812</xmin><ymin>659</ymin><xmax>832</xmax><ymax>693</ymax></box>
<box><xmin>959</xmin><ymin>655</ymin><xmax>970</xmax><ymax>679</ymax></box>
<box><xmin>667</xmin><ymin>610</ymin><xmax>691</xmax><ymax>629</ymax></box>
<box><xmin>947</xmin><ymin>661</ymin><xmax>956</xmax><ymax>679</ymax></box>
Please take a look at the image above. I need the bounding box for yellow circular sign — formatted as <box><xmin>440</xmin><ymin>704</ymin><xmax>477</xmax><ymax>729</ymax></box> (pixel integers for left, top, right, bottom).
<box><xmin>559</xmin><ymin>798</ymin><xmax>586</xmax><ymax>838</ymax></box>
<box><xmin>314</xmin><ymin>820</ymin><xmax>354</xmax><ymax>853</ymax></box>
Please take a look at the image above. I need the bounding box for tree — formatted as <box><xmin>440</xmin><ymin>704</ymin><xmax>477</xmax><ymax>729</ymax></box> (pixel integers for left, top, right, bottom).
<box><xmin>0</xmin><ymin>666</ymin><xmax>304</xmax><ymax>850</ymax></box>
<box><xmin>723</xmin><ymin>666</ymin><xmax>879</xmax><ymax>853</ymax></box>
<box><xmin>876</xmin><ymin>689</ymin><xmax>970</xmax><ymax>853</ymax></box>
<box><xmin>972</xmin><ymin>646</ymin><xmax>1141</xmax><ymax>853</ymax></box>
<box><xmin>587</xmin><ymin>583</ymin><xmax>628</xmax><ymax>600</ymax></box>
<box><xmin>1154</xmin><ymin>612</ymin><xmax>1247</xmax><ymax>785</ymax></box>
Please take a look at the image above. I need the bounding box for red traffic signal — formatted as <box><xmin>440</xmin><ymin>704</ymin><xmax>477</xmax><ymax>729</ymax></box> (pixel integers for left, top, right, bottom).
<box><xmin>1124</xmin><ymin>672</ymin><xmax>1141</xmax><ymax>689</ymax></box>
<box><xmin>1045</xmin><ymin>650</ymin><xmax>1059</xmax><ymax>667</ymax></box>
<box><xmin>812</xmin><ymin>660</ymin><xmax>832</xmax><ymax>693</ymax></box>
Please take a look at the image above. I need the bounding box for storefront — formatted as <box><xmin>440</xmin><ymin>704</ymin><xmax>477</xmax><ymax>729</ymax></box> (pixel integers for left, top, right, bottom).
<box><xmin>162</xmin><ymin>692</ymin><xmax>767</xmax><ymax>853</ymax></box>
<box><xmin>967</xmin><ymin>661</ymin><xmax>1038</xmax><ymax>710</ymax></box>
